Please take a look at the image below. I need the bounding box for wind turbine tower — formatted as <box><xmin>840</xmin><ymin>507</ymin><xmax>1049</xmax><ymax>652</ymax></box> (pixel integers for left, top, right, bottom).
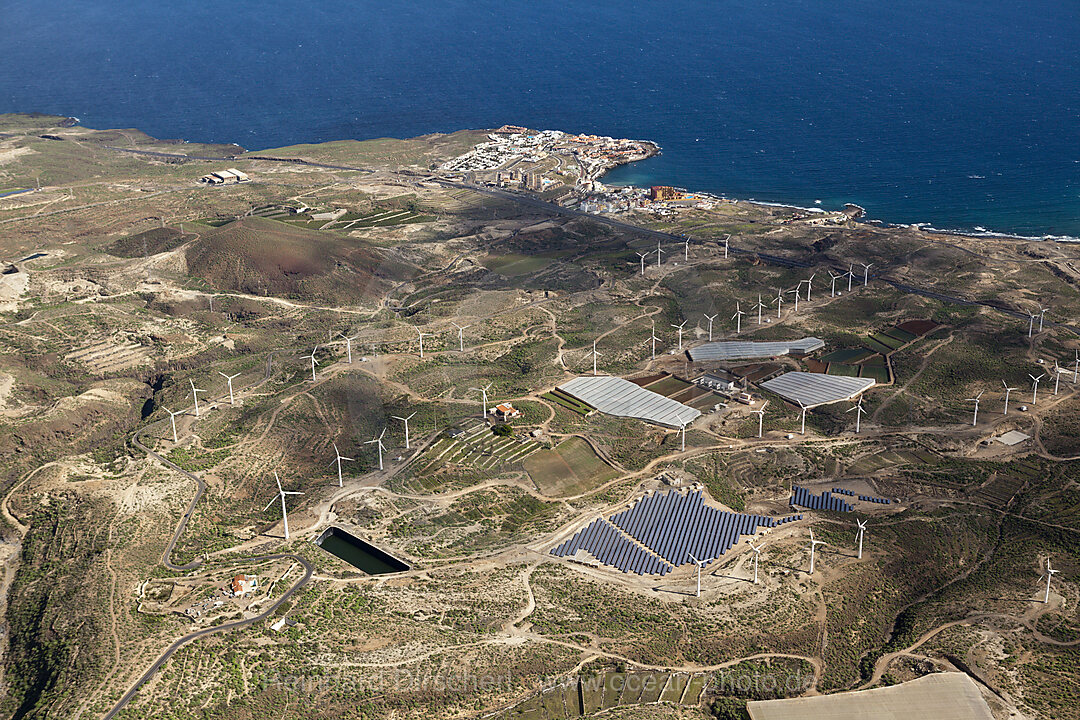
<box><xmin>672</xmin><ymin>320</ymin><xmax>687</xmax><ymax>350</ymax></box>
<box><xmin>655</xmin><ymin>239</ymin><xmax>664</xmax><ymax>268</ymax></box>
<box><xmin>189</xmin><ymin>379</ymin><xmax>206</xmax><ymax>417</ymax></box>
<box><xmin>788</xmin><ymin>287</ymin><xmax>800</xmax><ymax>313</ymax></box>
<box><xmin>751</xmin><ymin>401</ymin><xmax>768</xmax><ymax>438</ymax></box>
<box><xmin>847</xmin><ymin>264</ymin><xmax>854</xmax><ymax>292</ymax></box>
<box><xmin>471</xmin><ymin>382</ymin><xmax>492</xmax><ymax>419</ymax></box>
<box><xmin>829</xmin><ymin>271</ymin><xmax>842</xmax><ymax>297</ymax></box>
<box><xmin>848</xmin><ymin>398</ymin><xmax>865</xmax><ymax>433</ymax></box>
<box><xmin>163</xmin><ymin>407</ymin><xmax>182</xmax><ymax>443</ymax></box>
<box><xmin>856</xmin><ymin>519</ymin><xmax>867</xmax><ymax>559</ymax></box>
<box><xmin>415</xmin><ymin>328</ymin><xmax>430</xmax><ymax>359</ymax></box>
<box><xmin>636</xmin><ymin>251</ymin><xmax>649</xmax><ymax>275</ymax></box>
<box><xmin>590</xmin><ymin>339</ymin><xmax>602</xmax><ymax>375</ymax></box>
<box><xmin>264</xmin><ymin>471</ymin><xmax>303</xmax><ymax>540</ymax></box>
<box><xmin>340</xmin><ymin>333</ymin><xmax>359</xmax><ymax>363</ymax></box>
<box><xmin>393</xmin><ymin>411</ymin><xmax>417</xmax><ymax>449</ymax></box>
<box><xmin>807</xmin><ymin>528</ymin><xmax>826</xmax><ymax>575</ymax></box>
<box><xmin>218</xmin><ymin>371</ymin><xmax>241</xmax><ymax>405</ymax></box>
<box><xmin>650</xmin><ymin>321</ymin><xmax>661</xmax><ymax>361</ymax></box>
<box><xmin>1028</xmin><ymin>314</ymin><xmax>1036</xmax><ymax>339</ymax></box>
<box><xmin>798</xmin><ymin>399</ymin><xmax>808</xmax><ymax>435</ymax></box>
<box><xmin>683</xmin><ymin>235</ymin><xmax>690</xmax><ymax>261</ymax></box>
<box><xmin>966</xmin><ymin>390</ymin><xmax>983</xmax><ymax>426</ymax></box>
<box><xmin>1039</xmin><ymin>307</ymin><xmax>1048</xmax><ymax>333</ymax></box>
<box><xmin>704</xmin><ymin>313</ymin><xmax>717</xmax><ymax>342</ymax></box>
<box><xmin>365</xmin><ymin>428</ymin><xmax>387</xmax><ymax>471</ymax></box>
<box><xmin>775</xmin><ymin>288</ymin><xmax>785</xmax><ymax>319</ymax></box>
<box><xmin>1030</xmin><ymin>373</ymin><xmax>1045</xmax><ymax>405</ymax></box>
<box><xmin>302</xmin><ymin>346</ymin><xmax>319</xmax><ymax>382</ymax></box>
<box><xmin>747</xmin><ymin>540</ymin><xmax>763</xmax><ymax>584</ymax></box>
<box><xmin>452</xmin><ymin>323</ymin><xmax>471</xmax><ymax>352</ymax></box>
<box><xmin>723</xmin><ymin>234</ymin><xmax>730</xmax><ymax>259</ymax></box>
<box><xmin>1002</xmin><ymin>381</ymin><xmax>1017</xmax><ymax>415</ymax></box>
<box><xmin>732</xmin><ymin>302</ymin><xmax>745</xmax><ymax>334</ymax></box>
<box><xmin>1054</xmin><ymin>362</ymin><xmax>1063</xmax><ymax>395</ymax></box>
<box><xmin>330</xmin><ymin>443</ymin><xmax>354</xmax><ymax>487</ymax></box>
<box><xmin>687</xmin><ymin>552</ymin><xmax>705</xmax><ymax>597</ymax></box>
<box><xmin>755</xmin><ymin>294</ymin><xmax>766</xmax><ymax>325</ymax></box>
<box><xmin>861</xmin><ymin>263</ymin><xmax>873</xmax><ymax>285</ymax></box>
<box><xmin>1043</xmin><ymin>557</ymin><xmax>1059</xmax><ymax>604</ymax></box>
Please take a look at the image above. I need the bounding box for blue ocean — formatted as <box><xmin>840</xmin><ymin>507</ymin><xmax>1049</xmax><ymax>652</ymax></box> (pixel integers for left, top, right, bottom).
<box><xmin>3</xmin><ymin>0</ymin><xmax>1078</xmax><ymax>237</ymax></box>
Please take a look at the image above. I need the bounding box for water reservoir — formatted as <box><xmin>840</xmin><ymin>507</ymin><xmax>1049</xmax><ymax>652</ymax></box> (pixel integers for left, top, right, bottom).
<box><xmin>316</xmin><ymin>526</ymin><xmax>409</xmax><ymax>574</ymax></box>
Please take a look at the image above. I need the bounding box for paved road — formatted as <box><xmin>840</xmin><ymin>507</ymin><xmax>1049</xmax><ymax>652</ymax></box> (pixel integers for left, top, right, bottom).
<box><xmin>105</xmin><ymin>145</ymin><xmax>374</xmax><ymax>173</ymax></box>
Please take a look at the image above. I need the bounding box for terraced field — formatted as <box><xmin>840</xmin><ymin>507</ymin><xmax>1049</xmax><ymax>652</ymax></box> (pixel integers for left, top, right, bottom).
<box><xmin>65</xmin><ymin>339</ymin><xmax>152</xmax><ymax>373</ymax></box>
<box><xmin>419</xmin><ymin>422</ymin><xmax>543</xmax><ymax>471</ymax></box>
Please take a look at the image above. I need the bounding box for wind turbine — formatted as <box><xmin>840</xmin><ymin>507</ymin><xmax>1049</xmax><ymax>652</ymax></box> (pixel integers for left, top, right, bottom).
<box><xmin>723</xmin><ymin>234</ymin><xmax>730</xmax><ymax>259</ymax></box>
<box><xmin>650</xmin><ymin>320</ymin><xmax>661</xmax><ymax>361</ymax></box>
<box><xmin>207</xmin><ymin>294</ymin><xmax>215</xmax><ymax>313</ymax></box>
<box><xmin>774</xmin><ymin>288</ymin><xmax>785</xmax><ymax>319</ymax></box>
<box><xmin>1002</xmin><ymin>381</ymin><xmax>1017</xmax><ymax>415</ymax></box>
<box><xmin>218</xmin><ymin>371</ymin><xmax>241</xmax><ymax>405</ymax></box>
<box><xmin>329</xmin><ymin>442</ymin><xmax>354</xmax><ymax>487</ymax></box>
<box><xmin>683</xmin><ymin>235</ymin><xmax>690</xmax><ymax>261</ymax></box>
<box><xmin>339</xmin><ymin>333</ymin><xmax>359</xmax><ymax>363</ymax></box>
<box><xmin>365</xmin><ymin>428</ymin><xmax>387</xmax><ymax>471</ymax></box>
<box><xmin>747</xmin><ymin>540</ymin><xmax>763</xmax><ymax>584</ymax></box>
<box><xmin>847</xmin><ymin>264</ymin><xmax>854</xmax><ymax>292</ymax></box>
<box><xmin>829</xmin><ymin>271</ymin><xmax>843</xmax><ymax>297</ymax></box>
<box><xmin>163</xmin><ymin>407</ymin><xmax>183</xmax><ymax>443</ymax></box>
<box><xmin>302</xmin><ymin>346</ymin><xmax>319</xmax><ymax>382</ymax></box>
<box><xmin>189</xmin><ymin>379</ymin><xmax>206</xmax><ymax>417</ymax></box>
<box><xmin>676</xmin><ymin>414</ymin><xmax>688</xmax><ymax>451</ymax></box>
<box><xmin>751</xmin><ymin>401</ymin><xmax>768</xmax><ymax>438</ymax></box>
<box><xmin>589</xmin><ymin>339</ymin><xmax>602</xmax><ymax>375</ymax></box>
<box><xmin>755</xmin><ymin>294</ymin><xmax>766</xmax><ymax>325</ymax></box>
<box><xmin>1042</xmin><ymin>557</ymin><xmax>1059</xmax><ymax>604</ymax></box>
<box><xmin>636</xmin><ymin>251</ymin><xmax>649</xmax><ymax>275</ymax></box>
<box><xmin>855</xmin><ymin>519</ymin><xmax>867</xmax><ymax>559</ymax></box>
<box><xmin>966</xmin><ymin>390</ymin><xmax>983</xmax><ymax>426</ymax></box>
<box><xmin>731</xmin><ymin>302</ymin><xmax>745</xmax><ymax>334</ymax></box>
<box><xmin>264</xmin><ymin>471</ymin><xmax>303</xmax><ymax>540</ymax></box>
<box><xmin>415</xmin><ymin>327</ymin><xmax>430</xmax><ymax>359</ymax></box>
<box><xmin>470</xmin><ymin>382</ymin><xmax>492</xmax><ymax>419</ymax></box>
<box><xmin>687</xmin><ymin>552</ymin><xmax>705</xmax><ymax>597</ymax></box>
<box><xmin>393</xmin><ymin>411</ymin><xmax>417</xmax><ymax>449</ymax></box>
<box><xmin>861</xmin><ymin>263</ymin><xmax>873</xmax><ymax>285</ymax></box>
<box><xmin>1039</xmin><ymin>307</ymin><xmax>1048</xmax><ymax>333</ymax></box>
<box><xmin>798</xmin><ymin>399</ymin><xmax>808</xmax><ymax>435</ymax></box>
<box><xmin>1028</xmin><ymin>314</ymin><xmax>1036</xmax><ymax>339</ymax></box>
<box><xmin>655</xmin><ymin>239</ymin><xmax>664</xmax><ymax>268</ymax></box>
<box><xmin>704</xmin><ymin>313</ymin><xmax>717</xmax><ymax>342</ymax></box>
<box><xmin>802</xmin><ymin>273</ymin><xmax>816</xmax><ymax>302</ymax></box>
<box><xmin>452</xmin><ymin>323</ymin><xmax>470</xmax><ymax>352</ymax></box>
<box><xmin>1053</xmin><ymin>361</ymin><xmax>1063</xmax><ymax>395</ymax></box>
<box><xmin>672</xmin><ymin>320</ymin><xmax>687</xmax><ymax>351</ymax></box>
<box><xmin>847</xmin><ymin>398</ymin><xmax>865</xmax><ymax>433</ymax></box>
<box><xmin>787</xmin><ymin>287</ymin><xmax>800</xmax><ymax>313</ymax></box>
<box><xmin>1030</xmin><ymin>373</ymin><xmax>1045</xmax><ymax>405</ymax></box>
<box><xmin>807</xmin><ymin>528</ymin><xmax>826</xmax><ymax>575</ymax></box>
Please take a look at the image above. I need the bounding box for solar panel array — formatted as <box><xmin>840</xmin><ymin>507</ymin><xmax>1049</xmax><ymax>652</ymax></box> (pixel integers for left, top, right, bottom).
<box><xmin>859</xmin><ymin>495</ymin><xmax>891</xmax><ymax>504</ymax></box>
<box><xmin>688</xmin><ymin>337</ymin><xmax>825</xmax><ymax>362</ymax></box>
<box><xmin>790</xmin><ymin>485</ymin><xmax>854</xmax><ymax>512</ymax></box>
<box><xmin>831</xmin><ymin>487</ymin><xmax>856</xmax><ymax>496</ymax></box>
<box><xmin>550</xmin><ymin>518</ymin><xmax>673</xmax><ymax>575</ymax></box>
<box><xmin>776</xmin><ymin>514</ymin><xmax>802</xmax><ymax>525</ymax></box>
<box><xmin>550</xmin><ymin>489</ymin><xmax>777</xmax><ymax>575</ymax></box>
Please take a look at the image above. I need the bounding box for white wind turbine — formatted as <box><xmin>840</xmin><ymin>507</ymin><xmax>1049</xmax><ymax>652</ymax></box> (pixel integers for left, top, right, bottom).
<box><xmin>1039</xmin><ymin>307</ymin><xmax>1049</xmax><ymax>333</ymax></box>
<box><xmin>655</xmin><ymin>239</ymin><xmax>665</xmax><ymax>268</ymax></box>
<box><xmin>704</xmin><ymin>313</ymin><xmax>718</xmax><ymax>342</ymax></box>
<box><xmin>650</xmin><ymin>320</ymin><xmax>661</xmax><ymax>361</ymax></box>
<box><xmin>163</xmin><ymin>407</ymin><xmax>183</xmax><ymax>443</ymax></box>
<box><xmin>1054</xmin><ymin>361</ymin><xmax>1063</xmax><ymax>395</ymax></box>
<box><xmin>847</xmin><ymin>398</ymin><xmax>865</xmax><ymax>433</ymax></box>
<box><xmin>1030</xmin><ymin>373</ymin><xmax>1045</xmax><ymax>405</ymax></box>
<box><xmin>340</xmin><ymin>333</ymin><xmax>359</xmax><ymax>363</ymax></box>
<box><xmin>751</xmin><ymin>401</ymin><xmax>768</xmax><ymax>438</ymax></box>
<box><xmin>683</xmin><ymin>235</ymin><xmax>690</xmax><ymax>261</ymax></box>
<box><xmin>755</xmin><ymin>294</ymin><xmax>766</xmax><ymax>325</ymax></box>
<box><xmin>189</xmin><ymin>379</ymin><xmax>206</xmax><ymax>417</ymax></box>
<box><xmin>329</xmin><ymin>442</ymin><xmax>354</xmax><ymax>487</ymax></box>
<box><xmin>687</xmin><ymin>551</ymin><xmax>705</xmax><ymax>597</ymax></box>
<box><xmin>731</xmin><ymin>302</ymin><xmax>745</xmax><ymax>334</ymax></box>
<box><xmin>589</xmin><ymin>339</ymin><xmax>602</xmax><ymax>375</ymax></box>
<box><xmin>452</xmin><ymin>323</ymin><xmax>471</xmax><ymax>352</ymax></box>
<box><xmin>393</xmin><ymin>411</ymin><xmax>417</xmax><ymax>449</ymax></box>
<box><xmin>264</xmin><ymin>471</ymin><xmax>303</xmax><ymax>540</ymax></box>
<box><xmin>774</xmin><ymin>288</ymin><xmax>785</xmax><ymax>319</ymax></box>
<box><xmin>861</xmin><ymin>263</ymin><xmax>873</xmax><ymax>285</ymax></box>
<box><xmin>1002</xmin><ymin>381</ymin><xmax>1018</xmax><ymax>415</ymax></box>
<box><xmin>966</xmin><ymin>390</ymin><xmax>983</xmax><ymax>426</ymax></box>
<box><xmin>829</xmin><ymin>271</ymin><xmax>842</xmax><ymax>297</ymax></box>
<box><xmin>723</xmin><ymin>234</ymin><xmax>730</xmax><ymax>259</ymax></box>
<box><xmin>1042</xmin><ymin>557</ymin><xmax>1059</xmax><ymax>604</ymax></box>
<box><xmin>787</xmin><ymin>287</ymin><xmax>800</xmax><ymax>313</ymax></box>
<box><xmin>302</xmin><ymin>346</ymin><xmax>319</xmax><ymax>382</ymax></box>
<box><xmin>802</xmin><ymin>273</ymin><xmax>816</xmax><ymax>302</ymax></box>
<box><xmin>636</xmin><ymin>251</ymin><xmax>649</xmax><ymax>275</ymax></box>
<box><xmin>807</xmin><ymin>528</ymin><xmax>826</xmax><ymax>575</ymax></box>
<box><xmin>470</xmin><ymin>382</ymin><xmax>492</xmax><ymax>419</ymax></box>
<box><xmin>677</xmin><ymin>414</ymin><xmax>688</xmax><ymax>451</ymax></box>
<box><xmin>672</xmin><ymin>320</ymin><xmax>687</xmax><ymax>351</ymax></box>
<box><xmin>855</xmin><ymin>519</ymin><xmax>867</xmax><ymax>559</ymax></box>
<box><xmin>1027</xmin><ymin>313</ymin><xmax>1036</xmax><ymax>339</ymax></box>
<box><xmin>798</xmin><ymin>399</ymin><xmax>808</xmax><ymax>435</ymax></box>
<box><xmin>747</xmin><ymin>540</ymin><xmax>764</xmax><ymax>584</ymax></box>
<box><xmin>415</xmin><ymin>327</ymin><xmax>430</xmax><ymax>359</ymax></box>
<box><xmin>847</xmin><ymin>263</ymin><xmax>854</xmax><ymax>292</ymax></box>
<box><xmin>365</xmin><ymin>428</ymin><xmax>387</xmax><ymax>471</ymax></box>
<box><xmin>218</xmin><ymin>371</ymin><xmax>241</xmax><ymax>405</ymax></box>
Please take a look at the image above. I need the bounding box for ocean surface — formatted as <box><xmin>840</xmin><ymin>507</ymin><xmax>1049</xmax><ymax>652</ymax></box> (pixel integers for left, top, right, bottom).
<box><xmin>3</xmin><ymin>0</ymin><xmax>1079</xmax><ymax>238</ymax></box>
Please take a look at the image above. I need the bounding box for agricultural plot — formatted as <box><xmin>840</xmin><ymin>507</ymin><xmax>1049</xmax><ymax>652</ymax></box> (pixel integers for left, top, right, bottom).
<box><xmin>420</xmin><ymin>422</ymin><xmax>542</xmax><ymax>471</ymax></box>
<box><xmin>481</xmin><ymin>252</ymin><xmax>566</xmax><ymax>277</ymax></box>
<box><xmin>65</xmin><ymin>339</ymin><xmax>152</xmax><ymax>373</ymax></box>
<box><xmin>541</xmin><ymin>388</ymin><xmax>594</xmax><ymax>416</ymax></box>
<box><xmin>524</xmin><ymin>436</ymin><xmax>618</xmax><ymax>497</ymax></box>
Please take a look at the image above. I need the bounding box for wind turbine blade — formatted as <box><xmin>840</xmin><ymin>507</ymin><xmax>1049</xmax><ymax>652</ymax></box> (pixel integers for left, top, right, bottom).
<box><xmin>263</xmin><ymin>497</ymin><xmax>277</xmax><ymax>511</ymax></box>
<box><xmin>284</xmin><ymin>491</ymin><xmax>303</xmax><ymax>496</ymax></box>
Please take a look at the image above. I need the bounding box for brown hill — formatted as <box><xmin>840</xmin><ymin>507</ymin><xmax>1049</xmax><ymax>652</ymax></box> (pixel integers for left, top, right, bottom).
<box><xmin>185</xmin><ymin>217</ymin><xmax>410</xmax><ymax>303</ymax></box>
<box><xmin>105</xmin><ymin>227</ymin><xmax>193</xmax><ymax>258</ymax></box>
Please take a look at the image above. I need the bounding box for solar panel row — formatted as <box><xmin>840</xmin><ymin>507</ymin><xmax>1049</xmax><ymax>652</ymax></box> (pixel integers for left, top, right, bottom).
<box><xmin>831</xmin><ymin>487</ymin><xmax>856</xmax><ymax>496</ymax></box>
<box><xmin>859</xmin><ymin>495</ymin><xmax>891</xmax><ymax>504</ymax></box>
<box><xmin>775</xmin><ymin>514</ymin><xmax>802</xmax><ymax>525</ymax></box>
<box><xmin>550</xmin><ymin>518</ymin><xmax>673</xmax><ymax>576</ymax></box>
<box><xmin>790</xmin><ymin>486</ymin><xmax>854</xmax><ymax>512</ymax></box>
<box><xmin>609</xmin><ymin>489</ymin><xmax>774</xmax><ymax>567</ymax></box>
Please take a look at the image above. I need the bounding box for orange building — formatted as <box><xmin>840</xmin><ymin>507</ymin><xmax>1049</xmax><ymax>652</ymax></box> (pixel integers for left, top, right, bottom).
<box><xmin>649</xmin><ymin>186</ymin><xmax>680</xmax><ymax>202</ymax></box>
